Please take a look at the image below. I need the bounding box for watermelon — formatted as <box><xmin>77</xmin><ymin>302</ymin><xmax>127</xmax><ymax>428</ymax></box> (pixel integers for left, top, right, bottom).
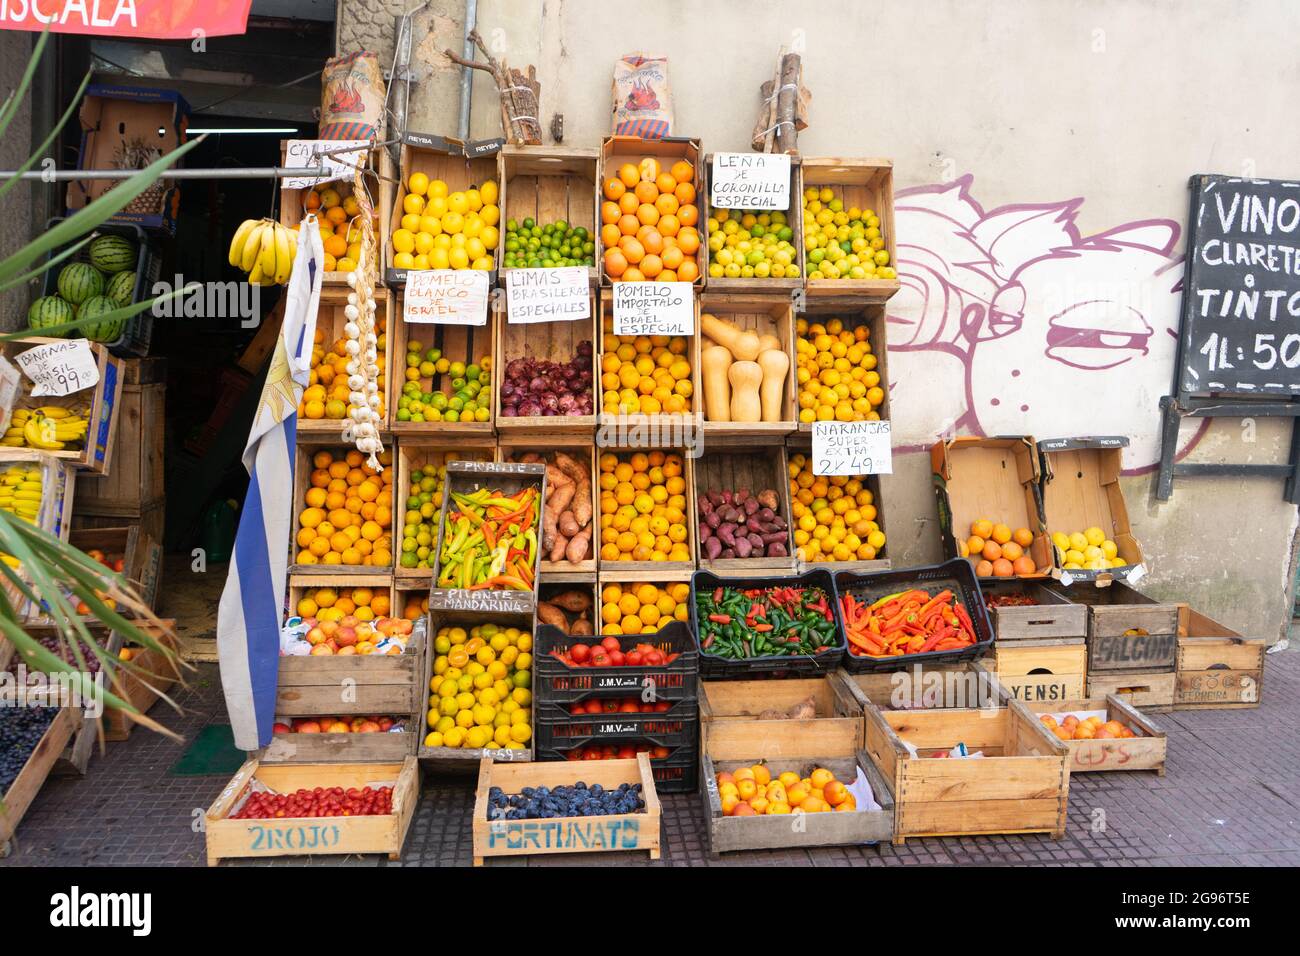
<box><xmin>57</xmin><ymin>262</ymin><xmax>104</xmax><ymax>305</ymax></box>
<box><xmin>88</xmin><ymin>234</ymin><xmax>136</xmax><ymax>274</ymax></box>
<box><xmin>27</xmin><ymin>295</ymin><xmax>74</xmax><ymax>333</ymax></box>
<box><xmin>77</xmin><ymin>295</ymin><xmax>125</xmax><ymax>343</ymax></box>
<box><xmin>105</xmin><ymin>269</ymin><xmax>135</xmax><ymax>307</ymax></box>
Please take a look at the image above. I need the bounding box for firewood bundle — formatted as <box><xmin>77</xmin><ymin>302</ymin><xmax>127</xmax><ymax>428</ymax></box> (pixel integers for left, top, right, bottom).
<box><xmin>444</xmin><ymin>30</ymin><xmax>542</xmax><ymax>145</ymax></box>
<box><xmin>751</xmin><ymin>49</ymin><xmax>811</xmax><ymax>154</ymax></box>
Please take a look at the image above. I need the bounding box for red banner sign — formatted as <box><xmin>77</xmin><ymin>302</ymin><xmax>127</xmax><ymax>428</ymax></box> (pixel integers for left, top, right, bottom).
<box><xmin>0</xmin><ymin>1</ymin><xmax>252</xmax><ymax>39</ymax></box>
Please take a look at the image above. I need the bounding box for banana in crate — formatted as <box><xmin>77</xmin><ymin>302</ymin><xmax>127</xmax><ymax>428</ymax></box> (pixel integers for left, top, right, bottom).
<box><xmin>0</xmin><ymin>462</ymin><xmax>45</xmax><ymax>575</ymax></box>
<box><xmin>228</xmin><ymin>217</ymin><xmax>297</xmax><ymax>286</ymax></box>
<box><xmin>2</xmin><ymin>405</ymin><xmax>91</xmax><ymax>451</ymax></box>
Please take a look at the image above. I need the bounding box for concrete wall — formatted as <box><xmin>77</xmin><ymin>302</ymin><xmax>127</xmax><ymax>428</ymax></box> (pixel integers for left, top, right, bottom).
<box><xmin>336</xmin><ymin>0</ymin><xmax>1300</xmax><ymax>640</ymax></box>
<box><xmin>0</xmin><ymin>31</ymin><xmax>34</xmax><ymax>332</ymax></box>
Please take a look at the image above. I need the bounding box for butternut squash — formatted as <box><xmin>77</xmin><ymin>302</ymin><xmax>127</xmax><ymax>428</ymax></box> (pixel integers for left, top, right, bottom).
<box><xmin>701</xmin><ymin>345</ymin><xmax>733</xmax><ymax>422</ymax></box>
<box><xmin>701</xmin><ymin>313</ymin><xmax>761</xmax><ymax>361</ymax></box>
<box><xmin>757</xmin><ymin>332</ymin><xmax>782</xmax><ymax>353</ymax></box>
<box><xmin>728</xmin><ymin>361</ymin><xmax>763</xmax><ymax>422</ymax></box>
<box><xmin>757</xmin><ymin>348</ymin><xmax>789</xmax><ymax>422</ymax></box>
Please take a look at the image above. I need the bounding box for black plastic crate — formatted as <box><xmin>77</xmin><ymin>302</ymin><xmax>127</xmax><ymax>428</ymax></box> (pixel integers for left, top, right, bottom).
<box><xmin>534</xmin><ymin>620</ymin><xmax>698</xmax><ymax>705</ymax></box>
<box><xmin>535</xmin><ymin>700</ymin><xmax>698</xmax><ymax>749</ymax></box>
<box><xmin>38</xmin><ymin>219</ymin><xmax>160</xmax><ymax>357</ymax></box>
<box><xmin>690</xmin><ymin>568</ymin><xmax>846</xmax><ymax>680</ymax></box>
<box><xmin>834</xmin><ymin>558</ymin><xmax>995</xmax><ymax>674</ymax></box>
<box><xmin>537</xmin><ymin>737</ymin><xmax>699</xmax><ymax>794</ymax></box>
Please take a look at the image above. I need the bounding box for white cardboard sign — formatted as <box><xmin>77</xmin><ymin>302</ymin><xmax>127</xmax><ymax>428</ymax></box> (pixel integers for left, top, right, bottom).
<box><xmin>710</xmin><ymin>152</ymin><xmax>791</xmax><ymax>210</ymax></box>
<box><xmin>16</xmin><ymin>339</ymin><xmax>100</xmax><ymax>397</ymax></box>
<box><xmin>505</xmin><ymin>268</ymin><xmax>590</xmax><ymax>324</ymax></box>
<box><xmin>0</xmin><ymin>356</ymin><xmax>20</xmax><ymax>433</ymax></box>
<box><xmin>403</xmin><ymin>270</ymin><xmax>490</xmax><ymax>326</ymax></box>
<box><xmin>611</xmin><ymin>282</ymin><xmax>694</xmax><ymax>337</ymax></box>
<box><xmin>283</xmin><ymin>139</ymin><xmax>370</xmax><ymax>189</ymax></box>
<box><xmin>811</xmin><ymin>420</ymin><xmax>893</xmax><ymax>476</ymax></box>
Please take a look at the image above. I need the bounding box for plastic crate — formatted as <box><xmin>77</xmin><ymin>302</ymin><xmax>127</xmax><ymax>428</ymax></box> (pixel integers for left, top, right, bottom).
<box><xmin>690</xmin><ymin>568</ymin><xmax>846</xmax><ymax>680</ymax></box>
<box><xmin>834</xmin><ymin>558</ymin><xmax>995</xmax><ymax>674</ymax></box>
<box><xmin>537</xmin><ymin>737</ymin><xmax>699</xmax><ymax>794</ymax></box>
<box><xmin>534</xmin><ymin>621</ymin><xmax>699</xmax><ymax>705</ymax></box>
<box><xmin>535</xmin><ymin>700</ymin><xmax>698</xmax><ymax>749</ymax></box>
<box><xmin>39</xmin><ymin>219</ymin><xmax>161</xmax><ymax>357</ymax></box>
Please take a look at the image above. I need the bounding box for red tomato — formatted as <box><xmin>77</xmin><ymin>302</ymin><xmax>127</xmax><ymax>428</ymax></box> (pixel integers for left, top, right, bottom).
<box><xmin>625</xmin><ymin>650</ymin><xmax>643</xmax><ymax>666</ymax></box>
<box><xmin>617</xmin><ymin>746</ymin><xmax>637</xmax><ymax>759</ymax></box>
<box><xmin>654</xmin><ymin>700</ymin><xmax>671</xmax><ymax>712</ymax></box>
<box><xmin>569</xmin><ymin>643</ymin><xmax>591</xmax><ymax>664</ymax></box>
<box><xmin>590</xmin><ymin>649</ymin><xmax>610</xmax><ymax>667</ymax></box>
<box><xmin>589</xmin><ymin>700</ymin><xmax>607</xmax><ymax>714</ymax></box>
<box><xmin>618</xmin><ymin>699</ymin><xmax>639</xmax><ymax>713</ymax></box>
<box><xmin>600</xmin><ymin>636</ymin><xmax>621</xmax><ymax>653</ymax></box>
<box><xmin>570</xmin><ymin>703</ymin><xmax>585</xmax><ymax>716</ymax></box>
<box><xmin>607</xmin><ymin>650</ymin><xmax>626</xmax><ymax>666</ymax></box>
<box><xmin>644</xmin><ymin>649</ymin><xmax>664</xmax><ymax>665</ymax></box>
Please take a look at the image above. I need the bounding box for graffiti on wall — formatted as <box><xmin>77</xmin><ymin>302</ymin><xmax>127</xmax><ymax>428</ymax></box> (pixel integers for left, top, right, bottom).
<box><xmin>885</xmin><ymin>175</ymin><xmax>1206</xmax><ymax>471</ymax></box>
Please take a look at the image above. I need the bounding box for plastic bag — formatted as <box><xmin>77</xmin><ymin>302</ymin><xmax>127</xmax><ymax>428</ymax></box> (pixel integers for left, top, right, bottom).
<box><xmin>612</xmin><ymin>54</ymin><xmax>674</xmax><ymax>139</ymax></box>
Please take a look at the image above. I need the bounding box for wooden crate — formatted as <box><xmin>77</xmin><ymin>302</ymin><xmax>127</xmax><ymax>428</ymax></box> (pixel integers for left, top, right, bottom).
<box><xmin>392</xmin><ymin>584</ymin><xmax>429</xmax><ymax>623</ymax></box>
<box><xmin>596</xmin><ymin>290</ymin><xmax>703</xmax><ymax>447</ymax></box>
<box><xmin>73</xmin><ymin>357</ymin><xmax>164</xmax><ymax>516</ymax></box>
<box><xmin>0</xmin><ymin>706</ymin><xmax>79</xmax><ymax>854</ymax></box>
<box><xmin>1039</xmin><ymin>437</ymin><xmax>1143</xmax><ymax>583</ymax></box>
<box><xmin>471</xmin><ymin>754</ymin><xmax>660</xmax><ymax>865</ymax></box>
<box><xmin>993</xmin><ymin>638</ymin><xmax>1088</xmax><ymax>705</ymax></box>
<box><xmin>0</xmin><ymin>338</ymin><xmax>124</xmax><ymax>476</ymax></box>
<box><xmin>701</xmin><ymin>153</ymin><xmax>803</xmax><ymax>292</ymax></box>
<box><xmin>264</xmin><ymin>718</ymin><xmax>417</xmax><ymax>765</ymax></box>
<box><xmin>393</xmin><ymin>441</ymin><xmax>494</xmax><ymax>582</ymax></box>
<box><xmin>71</xmin><ymin>501</ymin><xmax>165</xmax><ymax>548</ymax></box>
<box><xmin>297</xmin><ymin>287</ymin><xmax>393</xmax><ymax>433</ymax></box>
<box><xmin>103</xmin><ymin>621</ymin><xmax>179</xmax><ymax>742</ymax></box>
<box><xmin>862</xmin><ymin>698</ymin><xmax>1070</xmax><ymax>843</ymax></box>
<box><xmin>983</xmin><ymin>579</ymin><xmax>1087</xmax><ymax>641</ymax></box>
<box><xmin>839</xmin><ymin>661</ymin><xmax>1008</xmax><ymax>713</ymax></box>
<box><xmin>795</xmin><ymin>301</ymin><xmax>892</xmax><ymax>430</ymax></box>
<box><xmin>698</xmin><ymin>292</ymin><xmax>797</xmax><ymax>440</ymax></box>
<box><xmin>388</xmin><ymin>299</ymin><xmax>497</xmax><ymax>439</ymax></box>
<box><xmin>498</xmin><ymin>145</ymin><xmax>600</xmax><ymax>284</ymax></box>
<box><xmin>800</xmin><ymin>158</ymin><xmax>898</xmax><ymax>303</ymax></box>
<box><xmin>204</xmin><ymin>757</ymin><xmax>419</xmax><ymax>865</ymax></box>
<box><xmin>69</xmin><ymin>524</ymin><xmax>163</xmax><ymax>610</ymax></box>
<box><xmin>1027</xmin><ymin>695</ymin><xmax>1167</xmax><ymax>775</ymax></box>
<box><xmin>694</xmin><ymin>446</ymin><xmax>794</xmax><ymax>576</ymax></box>
<box><xmin>1175</xmin><ymin>604</ymin><xmax>1265</xmax><ymax>709</ymax></box>
<box><xmin>786</xmin><ymin>440</ymin><xmax>889</xmax><ymax>573</ymax></box>
<box><xmin>498</xmin><ymin>438</ymin><xmax>598</xmax><ymax>577</ymax></box>
<box><xmin>599</xmin><ymin>135</ymin><xmax>705</xmax><ymax>287</ymax></box>
<box><xmin>699</xmin><ymin>673</ymin><xmax>863</xmax><ymax>751</ymax></box>
<box><xmin>702</xmin><ymin>717</ymin><xmax>894</xmax><ymax>855</ymax></box>
<box><xmin>495</xmin><ymin>290</ymin><xmax>598</xmax><ymax>437</ymax></box>
<box><xmin>1065</xmin><ymin>582</ymin><xmax>1179</xmax><ymax>673</ymax></box>
<box><xmin>594</xmin><ymin>449</ymin><xmax>697</xmax><ymax>580</ymax></box>
<box><xmin>289</xmin><ymin>444</ymin><xmax>396</xmax><ymax>576</ymax></box>
<box><xmin>1087</xmin><ymin>670</ymin><xmax>1176</xmax><ymax>710</ymax></box>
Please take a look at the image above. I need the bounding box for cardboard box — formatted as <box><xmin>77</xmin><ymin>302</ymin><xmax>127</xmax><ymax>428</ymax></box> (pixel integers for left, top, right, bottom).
<box><xmin>1038</xmin><ymin>436</ymin><xmax>1143</xmax><ymax>584</ymax></box>
<box><xmin>930</xmin><ymin>436</ymin><xmax>1051</xmax><ymax>578</ymax></box>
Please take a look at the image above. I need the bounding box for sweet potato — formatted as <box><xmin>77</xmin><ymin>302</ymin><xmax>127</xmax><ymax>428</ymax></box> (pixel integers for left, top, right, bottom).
<box><xmin>704</xmin><ymin>537</ymin><xmax>723</xmax><ymax>560</ymax></box>
<box><xmin>536</xmin><ymin>602</ymin><xmax>569</xmax><ymax>633</ymax></box>
<box><xmin>742</xmin><ymin>496</ymin><xmax>760</xmax><ymax>516</ymax></box>
<box><xmin>558</xmin><ymin>510</ymin><xmax>580</xmax><ymax>537</ymax></box>
<box><xmin>570</xmin><ymin>615</ymin><xmax>593</xmax><ymax>636</ymax></box>
<box><xmin>734</xmin><ymin>535</ymin><xmax>753</xmax><ymax>558</ymax></box>
<box><xmin>565</xmin><ymin>530</ymin><xmax>590</xmax><ymax>564</ymax></box>
<box><xmin>697</xmin><ymin>495</ymin><xmax>714</xmax><ymax>516</ymax></box>
<box><xmin>555</xmin><ymin>452</ymin><xmax>591</xmax><ymax>527</ymax></box>
<box><xmin>757</xmin><ymin>708</ymin><xmax>785</xmax><ymax>721</ymax></box>
<box><xmin>757</xmin><ymin>489</ymin><xmax>778</xmax><ymax>511</ymax></box>
<box><xmin>717</xmin><ymin>523</ymin><xmax>737</xmax><ymax>548</ymax></box>
<box><xmin>767</xmin><ymin>542</ymin><xmax>788</xmax><ymax>557</ymax></box>
<box><xmin>550</xmin><ymin>589</ymin><xmax>592</xmax><ymax>613</ymax></box>
<box><xmin>786</xmin><ymin>695</ymin><xmax>816</xmax><ymax>720</ymax></box>
<box><xmin>550</xmin><ymin>536</ymin><xmax>568</xmax><ymax>563</ymax></box>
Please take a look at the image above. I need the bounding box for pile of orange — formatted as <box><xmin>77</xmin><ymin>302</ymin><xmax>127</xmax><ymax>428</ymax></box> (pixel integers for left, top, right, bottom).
<box><xmin>296</xmin><ymin>449</ymin><xmax>394</xmax><ymax>567</ymax></box>
<box><xmin>599</xmin><ymin>316</ymin><xmax>693</xmax><ymax>416</ymax></box>
<box><xmin>299</xmin><ymin>319</ymin><xmax>388</xmax><ymax>422</ymax></box>
<box><xmin>598</xmin><ymin>581</ymin><xmax>690</xmax><ymax>636</ymax></box>
<box><xmin>959</xmin><ymin>518</ymin><xmax>1036</xmax><ymax>577</ymax></box>
<box><xmin>294</xmin><ymin>185</ymin><xmax>377</xmax><ymax>274</ymax></box>
<box><xmin>601</xmin><ymin>157</ymin><xmax>701</xmax><ymax>283</ymax></box>
<box><xmin>399</xmin><ymin>592</ymin><xmax>429</xmax><ymax>622</ymax></box>
<box><xmin>1040</xmin><ymin>713</ymin><xmax>1137</xmax><ymax>741</ymax></box>
<box><xmin>716</xmin><ymin>765</ymin><xmax>857</xmax><ymax>817</ymax></box>
<box><xmin>597</xmin><ymin>451</ymin><xmax>691</xmax><ymax>564</ymax></box>
<box><xmin>295</xmin><ymin>585</ymin><xmax>391</xmax><ymax>622</ymax></box>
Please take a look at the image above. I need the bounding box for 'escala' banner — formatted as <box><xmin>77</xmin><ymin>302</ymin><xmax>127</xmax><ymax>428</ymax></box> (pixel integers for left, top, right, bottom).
<box><xmin>0</xmin><ymin>1</ymin><xmax>252</xmax><ymax>39</ymax></box>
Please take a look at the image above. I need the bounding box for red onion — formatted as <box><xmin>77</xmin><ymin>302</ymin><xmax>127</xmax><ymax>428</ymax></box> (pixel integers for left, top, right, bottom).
<box><xmin>500</xmin><ymin>340</ymin><xmax>593</xmax><ymax>419</ymax></box>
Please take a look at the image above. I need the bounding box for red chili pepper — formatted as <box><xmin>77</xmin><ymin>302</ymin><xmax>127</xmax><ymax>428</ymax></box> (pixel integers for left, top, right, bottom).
<box><xmin>753</xmin><ymin>623</ymin><xmax>773</xmax><ymax>632</ymax></box>
<box><xmin>713</xmin><ymin>587</ymin><xmax>724</xmax><ymax>603</ymax></box>
<box><xmin>708</xmin><ymin>613</ymin><xmax>731</xmax><ymax>625</ymax></box>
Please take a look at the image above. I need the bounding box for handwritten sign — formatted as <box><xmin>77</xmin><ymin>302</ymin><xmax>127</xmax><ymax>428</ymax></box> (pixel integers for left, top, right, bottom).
<box><xmin>403</xmin><ymin>270</ymin><xmax>490</xmax><ymax>326</ymax></box>
<box><xmin>16</xmin><ymin>339</ymin><xmax>100</xmax><ymax>397</ymax></box>
<box><xmin>0</xmin><ymin>356</ymin><xmax>20</xmax><ymax>432</ymax></box>
<box><xmin>484</xmin><ymin>817</ymin><xmax>645</xmax><ymax>851</ymax></box>
<box><xmin>812</xmin><ymin>420</ymin><xmax>892</xmax><ymax>475</ymax></box>
<box><xmin>612</xmin><ymin>282</ymin><xmax>694</xmax><ymax>336</ymax></box>
<box><xmin>505</xmin><ymin>268</ymin><xmax>590</xmax><ymax>323</ymax></box>
<box><xmin>428</xmin><ymin>588</ymin><xmax>534</xmax><ymax>614</ymax></box>
<box><xmin>710</xmin><ymin>152</ymin><xmax>791</xmax><ymax>210</ymax></box>
<box><xmin>282</xmin><ymin>139</ymin><xmax>371</xmax><ymax>189</ymax></box>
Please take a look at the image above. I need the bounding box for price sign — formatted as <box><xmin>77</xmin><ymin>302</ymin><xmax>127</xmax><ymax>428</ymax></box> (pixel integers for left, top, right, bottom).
<box><xmin>710</xmin><ymin>152</ymin><xmax>791</xmax><ymax>210</ymax></box>
<box><xmin>0</xmin><ymin>356</ymin><xmax>19</xmax><ymax>432</ymax></box>
<box><xmin>282</xmin><ymin>139</ymin><xmax>371</xmax><ymax>189</ymax></box>
<box><xmin>612</xmin><ymin>282</ymin><xmax>694</xmax><ymax>336</ymax></box>
<box><xmin>16</xmin><ymin>339</ymin><xmax>100</xmax><ymax>397</ymax></box>
<box><xmin>811</xmin><ymin>420</ymin><xmax>892</xmax><ymax>476</ymax></box>
<box><xmin>505</xmin><ymin>268</ymin><xmax>590</xmax><ymax>323</ymax></box>
<box><xmin>403</xmin><ymin>270</ymin><xmax>490</xmax><ymax>326</ymax></box>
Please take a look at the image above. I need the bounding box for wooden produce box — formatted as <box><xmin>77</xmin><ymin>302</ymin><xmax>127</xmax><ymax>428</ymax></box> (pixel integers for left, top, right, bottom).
<box><xmin>1086</xmin><ymin>670</ymin><xmax>1176</xmax><ymax>711</ymax></box>
<box><xmin>393</xmin><ymin>442</ymin><xmax>494</xmax><ymax>582</ymax></box>
<box><xmin>694</xmin><ymin>447</ymin><xmax>794</xmax><ymax>576</ymax></box>
<box><xmin>297</xmin><ymin>287</ymin><xmax>393</xmax><ymax>433</ymax></box>
<box><xmin>699</xmin><ymin>292</ymin><xmax>797</xmax><ymax>441</ymax></box>
<box><xmin>930</xmin><ymin>435</ymin><xmax>1052</xmax><ymax>578</ymax></box>
<box><xmin>701</xmin><ymin>153</ymin><xmax>803</xmax><ymax>292</ymax></box>
<box><xmin>498</xmin><ymin>145</ymin><xmax>600</xmax><ymax>284</ymax></box>
<box><xmin>70</xmin><ymin>524</ymin><xmax>163</xmax><ymax>609</ymax></box>
<box><xmin>498</xmin><ymin>439</ymin><xmax>598</xmax><ymax>578</ymax></box>
<box><xmin>794</xmin><ymin>300</ymin><xmax>891</xmax><ymax>430</ymax></box>
<box><xmin>840</xmin><ymin>661</ymin><xmax>1008</xmax><ymax>714</ymax></box>
<box><xmin>862</xmin><ymin>698</ymin><xmax>1070</xmax><ymax>844</ymax></box>
<box><xmin>1066</xmin><ymin>582</ymin><xmax>1179</xmax><ymax>673</ymax></box>
<box><xmin>1175</xmin><ymin>604</ymin><xmax>1265</xmax><ymax>709</ymax></box>
<box><xmin>1038</xmin><ymin>437</ymin><xmax>1143</xmax><ymax>583</ymax></box>
<box><xmin>1027</xmin><ymin>695</ymin><xmax>1167</xmax><ymax>775</ymax></box>
<box><xmin>389</xmin><ymin>300</ymin><xmax>496</xmax><ymax>439</ymax></box>
<box><xmin>204</xmin><ymin>757</ymin><xmax>419</xmax><ymax>866</ymax></box>
<box><xmin>699</xmin><ymin>673</ymin><xmax>862</xmax><ymax>752</ymax></box>
<box><xmin>786</xmin><ymin>442</ymin><xmax>889</xmax><ymax>573</ymax></box>
<box><xmin>0</xmin><ymin>706</ymin><xmax>79</xmax><ymax>854</ymax></box>
<box><xmin>73</xmin><ymin>357</ymin><xmax>164</xmax><ymax>517</ymax></box>
<box><xmin>701</xmin><ymin>717</ymin><xmax>894</xmax><ymax>856</ymax></box>
<box><xmin>598</xmin><ymin>135</ymin><xmax>705</xmax><ymax>287</ymax></box>
<box><xmin>392</xmin><ymin>584</ymin><xmax>428</xmax><ymax>624</ymax></box>
<box><xmin>594</xmin><ymin>450</ymin><xmax>697</xmax><ymax>581</ymax></box>
<box><xmin>103</xmin><ymin>621</ymin><xmax>179</xmax><ymax>742</ymax></box>
<box><xmin>471</xmin><ymin>754</ymin><xmax>660</xmax><ymax>865</ymax></box>
<box><xmin>495</xmin><ymin>290</ymin><xmax>598</xmax><ymax>437</ymax></box>
<box><xmin>992</xmin><ymin>638</ymin><xmax>1088</xmax><ymax>705</ymax></box>
<box><xmin>1</xmin><ymin>338</ymin><xmax>123</xmax><ymax>476</ymax></box>
<box><xmin>983</xmin><ymin>579</ymin><xmax>1086</xmax><ymax>641</ymax></box>
<box><xmin>289</xmin><ymin>444</ymin><xmax>395</xmax><ymax>576</ymax></box>
<box><xmin>800</xmin><ymin>158</ymin><xmax>898</xmax><ymax>303</ymax></box>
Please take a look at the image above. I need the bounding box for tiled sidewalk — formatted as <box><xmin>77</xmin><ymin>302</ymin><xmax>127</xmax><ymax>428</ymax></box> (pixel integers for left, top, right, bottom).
<box><xmin>3</xmin><ymin>651</ymin><xmax>1296</xmax><ymax>867</ymax></box>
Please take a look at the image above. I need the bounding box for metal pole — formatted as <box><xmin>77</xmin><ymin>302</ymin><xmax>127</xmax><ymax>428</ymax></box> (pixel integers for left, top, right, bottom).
<box><xmin>457</xmin><ymin>0</ymin><xmax>479</xmax><ymax>140</ymax></box>
<box><xmin>0</xmin><ymin>166</ymin><xmax>331</xmax><ymax>181</ymax></box>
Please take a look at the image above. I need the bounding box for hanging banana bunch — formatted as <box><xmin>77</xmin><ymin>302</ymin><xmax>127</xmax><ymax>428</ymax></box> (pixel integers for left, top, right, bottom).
<box><xmin>228</xmin><ymin>217</ymin><xmax>297</xmax><ymax>286</ymax></box>
<box><xmin>340</xmin><ymin>164</ymin><xmax>384</xmax><ymax>471</ymax></box>
<box><xmin>3</xmin><ymin>406</ymin><xmax>91</xmax><ymax>451</ymax></box>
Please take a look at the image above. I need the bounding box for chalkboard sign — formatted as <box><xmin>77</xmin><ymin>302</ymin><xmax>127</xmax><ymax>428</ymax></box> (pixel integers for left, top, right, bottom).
<box><xmin>1178</xmin><ymin>174</ymin><xmax>1300</xmax><ymax>398</ymax></box>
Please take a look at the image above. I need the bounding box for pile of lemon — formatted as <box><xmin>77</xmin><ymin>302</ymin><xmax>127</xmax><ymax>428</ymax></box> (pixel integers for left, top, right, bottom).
<box><xmin>391</xmin><ymin>173</ymin><xmax>499</xmax><ymax>271</ymax></box>
<box><xmin>598</xmin><ymin>581</ymin><xmax>690</xmax><ymax>636</ymax></box>
<box><xmin>788</xmin><ymin>453</ymin><xmax>885</xmax><ymax>563</ymax></box>
<box><xmin>802</xmin><ymin>185</ymin><xmax>895</xmax><ymax>281</ymax></box>
<box><xmin>296</xmin><ymin>449</ymin><xmax>394</xmax><ymax>567</ymax></box>
<box><xmin>425</xmin><ymin>623</ymin><xmax>533</xmax><ymax>750</ymax></box>
<box><xmin>599</xmin><ymin>317</ymin><xmax>694</xmax><ymax>416</ymax></box>
<box><xmin>795</xmin><ymin>316</ymin><xmax>885</xmax><ymax>423</ymax></box>
<box><xmin>597</xmin><ymin>451</ymin><xmax>692</xmax><ymax>564</ymax></box>
<box><xmin>300</xmin><ymin>322</ymin><xmax>387</xmax><ymax>422</ymax></box>
<box><xmin>706</xmin><ymin>209</ymin><xmax>800</xmax><ymax>280</ymax></box>
<box><xmin>1052</xmin><ymin>527</ymin><xmax>1128</xmax><ymax>571</ymax></box>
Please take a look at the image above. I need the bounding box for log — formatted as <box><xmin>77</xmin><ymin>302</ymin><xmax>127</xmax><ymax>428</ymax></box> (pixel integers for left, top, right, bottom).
<box><xmin>774</xmin><ymin>53</ymin><xmax>802</xmax><ymax>155</ymax></box>
<box><xmin>443</xmin><ymin>30</ymin><xmax>542</xmax><ymax>145</ymax></box>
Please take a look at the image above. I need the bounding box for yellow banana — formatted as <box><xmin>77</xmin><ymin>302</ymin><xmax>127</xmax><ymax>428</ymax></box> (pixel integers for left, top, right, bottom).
<box><xmin>249</xmin><ymin>260</ymin><xmax>265</xmax><ymax>284</ymax></box>
<box><xmin>272</xmin><ymin>224</ymin><xmax>292</xmax><ymax>284</ymax></box>
<box><xmin>258</xmin><ymin>221</ymin><xmax>277</xmax><ymax>277</ymax></box>
<box><xmin>22</xmin><ymin>418</ymin><xmax>63</xmax><ymax>450</ymax></box>
<box><xmin>228</xmin><ymin>218</ymin><xmax>259</xmax><ymax>268</ymax></box>
<box><xmin>35</xmin><ymin>406</ymin><xmax>71</xmax><ymax>419</ymax></box>
<box><xmin>0</xmin><ymin>438</ymin><xmax>24</xmax><ymax>447</ymax></box>
<box><xmin>240</xmin><ymin>222</ymin><xmax>265</xmax><ymax>273</ymax></box>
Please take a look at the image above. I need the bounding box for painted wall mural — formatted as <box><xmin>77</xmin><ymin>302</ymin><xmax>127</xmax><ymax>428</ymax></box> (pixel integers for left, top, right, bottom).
<box><xmin>885</xmin><ymin>175</ymin><xmax>1206</xmax><ymax>471</ymax></box>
